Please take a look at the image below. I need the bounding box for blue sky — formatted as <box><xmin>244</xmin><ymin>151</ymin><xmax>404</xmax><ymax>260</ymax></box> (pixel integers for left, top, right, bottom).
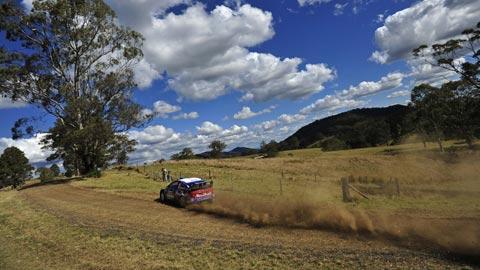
<box><xmin>1</xmin><ymin>0</ymin><xmax>478</xmax><ymax>164</ymax></box>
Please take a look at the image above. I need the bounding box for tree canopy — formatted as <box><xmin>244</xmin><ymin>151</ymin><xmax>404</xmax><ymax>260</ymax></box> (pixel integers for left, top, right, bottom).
<box><xmin>411</xmin><ymin>21</ymin><xmax>480</xmax><ymax>150</ymax></box>
<box><xmin>260</xmin><ymin>140</ymin><xmax>279</xmax><ymax>157</ymax></box>
<box><xmin>319</xmin><ymin>137</ymin><xmax>348</xmax><ymax>152</ymax></box>
<box><xmin>0</xmin><ymin>0</ymin><xmax>149</xmax><ymax>175</ymax></box>
<box><xmin>171</xmin><ymin>148</ymin><xmax>195</xmax><ymax>160</ymax></box>
<box><xmin>0</xmin><ymin>147</ymin><xmax>33</xmax><ymax>189</ymax></box>
<box><xmin>209</xmin><ymin>140</ymin><xmax>226</xmax><ymax>158</ymax></box>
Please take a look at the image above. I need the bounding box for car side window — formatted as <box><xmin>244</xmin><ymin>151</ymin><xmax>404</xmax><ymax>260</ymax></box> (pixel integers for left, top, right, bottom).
<box><xmin>178</xmin><ymin>183</ymin><xmax>187</xmax><ymax>193</ymax></box>
<box><xmin>168</xmin><ymin>182</ymin><xmax>179</xmax><ymax>191</ymax></box>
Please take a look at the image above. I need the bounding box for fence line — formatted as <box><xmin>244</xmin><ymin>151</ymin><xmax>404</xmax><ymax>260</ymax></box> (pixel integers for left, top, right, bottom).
<box><xmin>129</xmin><ymin>165</ymin><xmax>405</xmax><ymax>201</ymax></box>
<box><xmin>341</xmin><ymin>175</ymin><xmax>401</xmax><ymax>202</ymax></box>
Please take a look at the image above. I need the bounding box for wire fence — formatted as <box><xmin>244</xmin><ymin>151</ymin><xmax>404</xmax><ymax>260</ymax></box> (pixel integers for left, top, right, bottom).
<box><xmin>131</xmin><ymin>164</ymin><xmax>337</xmax><ymax>198</ymax></box>
<box><xmin>119</xmin><ymin>163</ymin><xmax>469</xmax><ymax>203</ymax></box>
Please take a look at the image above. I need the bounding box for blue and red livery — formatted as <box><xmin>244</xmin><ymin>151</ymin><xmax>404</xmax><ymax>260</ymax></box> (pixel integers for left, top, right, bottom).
<box><xmin>159</xmin><ymin>178</ymin><xmax>214</xmax><ymax>207</ymax></box>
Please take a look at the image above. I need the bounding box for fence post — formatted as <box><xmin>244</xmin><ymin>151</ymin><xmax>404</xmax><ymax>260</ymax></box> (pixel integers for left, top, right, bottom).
<box><xmin>395</xmin><ymin>178</ymin><xmax>400</xmax><ymax>196</ymax></box>
<box><xmin>279</xmin><ymin>170</ymin><xmax>284</xmax><ymax>196</ymax></box>
<box><xmin>208</xmin><ymin>169</ymin><xmax>211</xmax><ymax>179</ymax></box>
<box><xmin>341</xmin><ymin>177</ymin><xmax>352</xmax><ymax>202</ymax></box>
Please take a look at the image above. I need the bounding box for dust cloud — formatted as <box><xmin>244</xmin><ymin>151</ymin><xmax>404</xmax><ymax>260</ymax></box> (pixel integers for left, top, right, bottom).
<box><xmin>189</xmin><ymin>193</ymin><xmax>480</xmax><ymax>257</ymax></box>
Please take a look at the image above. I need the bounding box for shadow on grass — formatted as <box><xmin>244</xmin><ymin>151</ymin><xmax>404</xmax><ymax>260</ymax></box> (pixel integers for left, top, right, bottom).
<box><xmin>153</xmin><ymin>198</ymin><xmax>187</xmax><ymax>209</ymax></box>
<box><xmin>19</xmin><ymin>177</ymin><xmax>84</xmax><ymax>191</ymax></box>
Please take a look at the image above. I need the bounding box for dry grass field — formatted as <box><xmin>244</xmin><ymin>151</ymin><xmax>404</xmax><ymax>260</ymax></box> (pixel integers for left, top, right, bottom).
<box><xmin>141</xmin><ymin>141</ymin><xmax>480</xmax><ymax>217</ymax></box>
<box><xmin>1</xmin><ymin>141</ymin><xmax>479</xmax><ymax>269</ymax></box>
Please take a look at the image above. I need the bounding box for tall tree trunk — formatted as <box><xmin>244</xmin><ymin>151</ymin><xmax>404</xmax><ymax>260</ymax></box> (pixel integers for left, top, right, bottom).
<box><xmin>433</xmin><ymin>124</ymin><xmax>444</xmax><ymax>152</ymax></box>
<box><xmin>437</xmin><ymin>138</ymin><xmax>444</xmax><ymax>152</ymax></box>
<box><xmin>465</xmin><ymin>136</ymin><xmax>475</xmax><ymax>150</ymax></box>
<box><xmin>75</xmin><ymin>154</ymin><xmax>80</xmax><ymax>176</ymax></box>
<box><xmin>421</xmin><ymin>132</ymin><xmax>427</xmax><ymax>148</ymax></box>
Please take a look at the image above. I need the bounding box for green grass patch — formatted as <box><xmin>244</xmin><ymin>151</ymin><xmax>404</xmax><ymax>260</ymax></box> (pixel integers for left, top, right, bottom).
<box><xmin>73</xmin><ymin>170</ymin><xmax>166</xmax><ymax>193</ymax></box>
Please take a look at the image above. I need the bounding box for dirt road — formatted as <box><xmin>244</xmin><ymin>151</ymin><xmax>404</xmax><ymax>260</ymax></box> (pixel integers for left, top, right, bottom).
<box><xmin>20</xmin><ymin>183</ymin><xmax>478</xmax><ymax>269</ymax></box>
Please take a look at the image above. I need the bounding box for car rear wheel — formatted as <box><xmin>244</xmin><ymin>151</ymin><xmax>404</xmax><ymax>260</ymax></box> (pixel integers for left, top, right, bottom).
<box><xmin>179</xmin><ymin>196</ymin><xmax>189</xmax><ymax>208</ymax></box>
<box><xmin>159</xmin><ymin>191</ymin><xmax>166</xmax><ymax>203</ymax></box>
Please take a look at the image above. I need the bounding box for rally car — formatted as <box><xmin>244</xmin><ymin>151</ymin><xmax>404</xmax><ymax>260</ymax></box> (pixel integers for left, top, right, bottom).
<box><xmin>159</xmin><ymin>178</ymin><xmax>214</xmax><ymax>207</ymax></box>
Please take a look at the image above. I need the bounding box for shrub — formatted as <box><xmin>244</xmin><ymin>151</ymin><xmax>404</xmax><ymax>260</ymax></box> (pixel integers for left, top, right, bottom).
<box><xmin>50</xmin><ymin>164</ymin><xmax>61</xmax><ymax>177</ymax></box>
<box><xmin>171</xmin><ymin>148</ymin><xmax>195</xmax><ymax>160</ymax></box>
<box><xmin>38</xmin><ymin>168</ymin><xmax>55</xmax><ymax>183</ymax></box>
<box><xmin>86</xmin><ymin>169</ymin><xmax>102</xmax><ymax>178</ymax></box>
<box><xmin>64</xmin><ymin>169</ymin><xmax>74</xmax><ymax>178</ymax></box>
<box><xmin>321</xmin><ymin>137</ymin><xmax>348</xmax><ymax>152</ymax></box>
<box><xmin>260</xmin><ymin>140</ymin><xmax>279</xmax><ymax>158</ymax></box>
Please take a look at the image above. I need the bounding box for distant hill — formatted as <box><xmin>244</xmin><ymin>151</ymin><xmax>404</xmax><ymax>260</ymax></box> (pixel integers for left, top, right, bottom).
<box><xmin>281</xmin><ymin>105</ymin><xmax>413</xmax><ymax>150</ymax></box>
<box><xmin>228</xmin><ymin>147</ymin><xmax>259</xmax><ymax>156</ymax></box>
<box><xmin>195</xmin><ymin>147</ymin><xmax>259</xmax><ymax>159</ymax></box>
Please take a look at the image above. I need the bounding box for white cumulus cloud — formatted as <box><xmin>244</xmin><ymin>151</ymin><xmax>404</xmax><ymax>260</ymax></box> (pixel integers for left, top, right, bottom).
<box><xmin>300</xmin><ymin>95</ymin><xmax>365</xmax><ymax>115</ymax></box>
<box><xmin>298</xmin><ymin>0</ymin><xmax>332</xmax><ymax>7</ymax></box>
<box><xmin>371</xmin><ymin>0</ymin><xmax>480</xmax><ymax>63</ymax></box>
<box><xmin>128</xmin><ymin>123</ymin><xmax>255</xmax><ymax>162</ymax></box>
<box><xmin>196</xmin><ymin>121</ymin><xmax>223</xmax><ymax>135</ymax></box>
<box><xmin>333</xmin><ymin>3</ymin><xmax>348</xmax><ymax>16</ymax></box>
<box><xmin>407</xmin><ymin>57</ymin><xmax>465</xmax><ymax>86</ymax></box>
<box><xmin>151</xmin><ymin>100</ymin><xmax>181</xmax><ymax>118</ymax></box>
<box><xmin>0</xmin><ymin>134</ymin><xmax>52</xmax><ymax>166</ymax></box>
<box><xmin>300</xmin><ymin>72</ymin><xmax>404</xmax><ymax>115</ymax></box>
<box><xmin>387</xmin><ymin>90</ymin><xmax>410</xmax><ymax>99</ymax></box>
<box><xmin>128</xmin><ymin>125</ymin><xmax>180</xmax><ymax>145</ymax></box>
<box><xmin>172</xmin><ymin>112</ymin><xmax>199</xmax><ymax>120</ymax></box>
<box><xmin>278</xmin><ymin>113</ymin><xmax>306</xmax><ymax>124</ymax></box>
<box><xmin>220</xmin><ymin>125</ymin><xmax>249</xmax><ymax>137</ymax></box>
<box><xmin>233</xmin><ymin>106</ymin><xmax>275</xmax><ymax>120</ymax></box>
<box><xmin>134</xmin><ymin>59</ymin><xmax>161</xmax><ymax>89</ymax></box>
<box><xmin>107</xmin><ymin>2</ymin><xmax>335</xmax><ymax>102</ymax></box>
<box><xmin>254</xmin><ymin>120</ymin><xmax>279</xmax><ymax>131</ymax></box>
<box><xmin>339</xmin><ymin>72</ymin><xmax>404</xmax><ymax>98</ymax></box>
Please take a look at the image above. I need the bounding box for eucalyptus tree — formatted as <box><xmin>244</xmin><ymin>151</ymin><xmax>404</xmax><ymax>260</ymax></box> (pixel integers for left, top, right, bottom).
<box><xmin>410</xmin><ymin>84</ymin><xmax>452</xmax><ymax>152</ymax></box>
<box><xmin>209</xmin><ymin>140</ymin><xmax>227</xmax><ymax>159</ymax></box>
<box><xmin>412</xmin><ymin>22</ymin><xmax>480</xmax><ymax>149</ymax></box>
<box><xmin>413</xmin><ymin>22</ymin><xmax>480</xmax><ymax>94</ymax></box>
<box><xmin>0</xmin><ymin>0</ymin><xmax>149</xmax><ymax>175</ymax></box>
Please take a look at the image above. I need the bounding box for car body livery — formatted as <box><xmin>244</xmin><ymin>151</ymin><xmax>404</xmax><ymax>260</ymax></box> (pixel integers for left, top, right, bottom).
<box><xmin>159</xmin><ymin>178</ymin><xmax>214</xmax><ymax>207</ymax></box>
